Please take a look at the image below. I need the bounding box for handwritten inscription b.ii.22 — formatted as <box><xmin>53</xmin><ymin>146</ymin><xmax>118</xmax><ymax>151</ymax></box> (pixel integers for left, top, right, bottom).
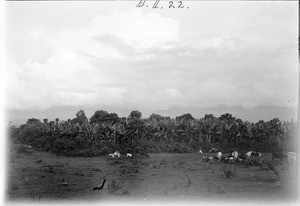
<box><xmin>136</xmin><ymin>0</ymin><xmax>189</xmax><ymax>9</ymax></box>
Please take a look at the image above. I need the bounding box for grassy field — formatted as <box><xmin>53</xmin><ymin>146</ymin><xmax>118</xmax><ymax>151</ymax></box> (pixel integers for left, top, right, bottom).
<box><xmin>6</xmin><ymin>146</ymin><xmax>298</xmax><ymax>203</ymax></box>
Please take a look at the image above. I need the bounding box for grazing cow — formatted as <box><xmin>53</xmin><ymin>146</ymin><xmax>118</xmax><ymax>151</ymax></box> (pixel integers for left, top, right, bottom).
<box><xmin>245</xmin><ymin>151</ymin><xmax>252</xmax><ymax>159</ymax></box>
<box><xmin>203</xmin><ymin>151</ymin><xmax>221</xmax><ymax>164</ymax></box>
<box><xmin>216</xmin><ymin>152</ymin><xmax>222</xmax><ymax>159</ymax></box>
<box><xmin>246</xmin><ymin>151</ymin><xmax>261</xmax><ymax>158</ymax></box>
<box><xmin>114</xmin><ymin>151</ymin><xmax>121</xmax><ymax>158</ymax></box>
<box><xmin>251</xmin><ymin>151</ymin><xmax>262</xmax><ymax>157</ymax></box>
<box><xmin>228</xmin><ymin>156</ymin><xmax>235</xmax><ymax>163</ymax></box>
<box><xmin>221</xmin><ymin>151</ymin><xmax>239</xmax><ymax>163</ymax></box>
<box><xmin>222</xmin><ymin>155</ymin><xmax>236</xmax><ymax>164</ymax></box>
<box><xmin>214</xmin><ymin>152</ymin><xmax>222</xmax><ymax>164</ymax></box>
<box><xmin>236</xmin><ymin>157</ymin><xmax>244</xmax><ymax>163</ymax></box>
<box><xmin>246</xmin><ymin>151</ymin><xmax>262</xmax><ymax>164</ymax></box>
<box><xmin>232</xmin><ymin>151</ymin><xmax>239</xmax><ymax>159</ymax></box>
<box><xmin>126</xmin><ymin>153</ymin><xmax>133</xmax><ymax>158</ymax></box>
<box><xmin>108</xmin><ymin>151</ymin><xmax>121</xmax><ymax>158</ymax></box>
<box><xmin>203</xmin><ymin>156</ymin><xmax>213</xmax><ymax>163</ymax></box>
<box><xmin>287</xmin><ymin>152</ymin><xmax>296</xmax><ymax>163</ymax></box>
<box><xmin>108</xmin><ymin>154</ymin><xmax>115</xmax><ymax>158</ymax></box>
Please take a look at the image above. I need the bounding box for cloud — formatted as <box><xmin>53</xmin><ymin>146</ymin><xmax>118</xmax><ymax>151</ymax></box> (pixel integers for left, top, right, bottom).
<box><xmin>5</xmin><ymin>8</ymin><xmax>181</xmax><ymax>111</ymax></box>
<box><xmin>5</xmin><ymin>3</ymin><xmax>298</xmax><ymax>114</ymax></box>
<box><xmin>90</xmin><ymin>9</ymin><xmax>180</xmax><ymax>50</ymax></box>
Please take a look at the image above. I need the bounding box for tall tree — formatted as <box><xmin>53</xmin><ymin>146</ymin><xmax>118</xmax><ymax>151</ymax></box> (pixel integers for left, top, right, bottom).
<box><xmin>149</xmin><ymin>113</ymin><xmax>164</xmax><ymax>122</ymax></box>
<box><xmin>176</xmin><ymin>113</ymin><xmax>194</xmax><ymax>122</ymax></box>
<box><xmin>72</xmin><ymin>110</ymin><xmax>88</xmax><ymax>124</ymax></box>
<box><xmin>26</xmin><ymin>118</ymin><xmax>41</xmax><ymax>125</ymax></box>
<box><xmin>129</xmin><ymin>110</ymin><xmax>142</xmax><ymax>119</ymax></box>
<box><xmin>90</xmin><ymin>110</ymin><xmax>119</xmax><ymax>124</ymax></box>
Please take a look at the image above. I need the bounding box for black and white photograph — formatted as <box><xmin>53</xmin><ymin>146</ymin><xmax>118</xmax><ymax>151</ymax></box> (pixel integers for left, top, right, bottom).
<box><xmin>1</xmin><ymin>0</ymin><xmax>299</xmax><ymax>204</ymax></box>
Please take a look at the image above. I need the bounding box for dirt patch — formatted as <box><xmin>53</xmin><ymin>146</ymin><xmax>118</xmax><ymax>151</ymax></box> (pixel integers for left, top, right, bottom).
<box><xmin>7</xmin><ymin>150</ymin><xmax>297</xmax><ymax>202</ymax></box>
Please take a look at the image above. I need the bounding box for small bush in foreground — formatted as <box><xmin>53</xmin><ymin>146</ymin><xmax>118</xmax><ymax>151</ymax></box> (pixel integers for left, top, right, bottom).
<box><xmin>108</xmin><ymin>180</ymin><xmax>123</xmax><ymax>194</ymax></box>
<box><xmin>220</xmin><ymin>166</ymin><xmax>236</xmax><ymax>179</ymax></box>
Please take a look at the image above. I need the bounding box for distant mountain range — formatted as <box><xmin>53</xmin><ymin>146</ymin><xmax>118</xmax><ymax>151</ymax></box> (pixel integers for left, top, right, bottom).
<box><xmin>5</xmin><ymin>104</ymin><xmax>298</xmax><ymax>126</ymax></box>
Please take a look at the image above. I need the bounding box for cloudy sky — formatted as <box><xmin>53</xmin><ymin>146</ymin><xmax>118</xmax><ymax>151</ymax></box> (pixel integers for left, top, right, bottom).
<box><xmin>3</xmin><ymin>1</ymin><xmax>298</xmax><ymax>121</ymax></box>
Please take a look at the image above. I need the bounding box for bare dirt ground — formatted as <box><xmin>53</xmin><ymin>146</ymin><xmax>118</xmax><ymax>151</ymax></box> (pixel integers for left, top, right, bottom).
<box><xmin>6</xmin><ymin>148</ymin><xmax>298</xmax><ymax>203</ymax></box>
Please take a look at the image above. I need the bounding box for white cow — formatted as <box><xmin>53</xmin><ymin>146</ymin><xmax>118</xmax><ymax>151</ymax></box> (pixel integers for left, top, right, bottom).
<box><xmin>287</xmin><ymin>152</ymin><xmax>296</xmax><ymax>163</ymax></box>
<box><xmin>203</xmin><ymin>152</ymin><xmax>222</xmax><ymax>164</ymax></box>
<box><xmin>229</xmin><ymin>156</ymin><xmax>235</xmax><ymax>163</ymax></box>
<box><xmin>216</xmin><ymin>152</ymin><xmax>222</xmax><ymax>159</ymax></box>
<box><xmin>246</xmin><ymin>151</ymin><xmax>261</xmax><ymax>158</ymax></box>
<box><xmin>215</xmin><ymin>152</ymin><xmax>222</xmax><ymax>164</ymax></box>
<box><xmin>126</xmin><ymin>153</ymin><xmax>133</xmax><ymax>158</ymax></box>
<box><xmin>108</xmin><ymin>151</ymin><xmax>121</xmax><ymax>158</ymax></box>
<box><xmin>246</xmin><ymin>151</ymin><xmax>262</xmax><ymax>164</ymax></box>
<box><xmin>113</xmin><ymin>151</ymin><xmax>121</xmax><ymax>158</ymax></box>
<box><xmin>108</xmin><ymin>154</ymin><xmax>115</xmax><ymax>158</ymax></box>
<box><xmin>245</xmin><ymin>151</ymin><xmax>252</xmax><ymax>159</ymax></box>
<box><xmin>203</xmin><ymin>156</ymin><xmax>213</xmax><ymax>163</ymax></box>
<box><xmin>232</xmin><ymin>151</ymin><xmax>239</xmax><ymax>159</ymax></box>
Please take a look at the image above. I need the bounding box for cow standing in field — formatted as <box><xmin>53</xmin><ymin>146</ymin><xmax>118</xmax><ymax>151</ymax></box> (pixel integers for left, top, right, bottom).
<box><xmin>221</xmin><ymin>151</ymin><xmax>239</xmax><ymax>164</ymax></box>
<box><xmin>108</xmin><ymin>154</ymin><xmax>115</xmax><ymax>158</ymax></box>
<box><xmin>108</xmin><ymin>151</ymin><xmax>121</xmax><ymax>158</ymax></box>
<box><xmin>232</xmin><ymin>151</ymin><xmax>239</xmax><ymax>160</ymax></box>
<box><xmin>214</xmin><ymin>152</ymin><xmax>222</xmax><ymax>164</ymax></box>
<box><xmin>287</xmin><ymin>152</ymin><xmax>296</xmax><ymax>163</ymax></box>
<box><xmin>228</xmin><ymin>151</ymin><xmax>239</xmax><ymax>163</ymax></box>
<box><xmin>203</xmin><ymin>151</ymin><xmax>222</xmax><ymax>164</ymax></box>
<box><xmin>246</xmin><ymin>151</ymin><xmax>262</xmax><ymax>164</ymax></box>
<box><xmin>114</xmin><ymin>151</ymin><xmax>121</xmax><ymax>158</ymax></box>
<box><xmin>203</xmin><ymin>156</ymin><xmax>213</xmax><ymax>163</ymax></box>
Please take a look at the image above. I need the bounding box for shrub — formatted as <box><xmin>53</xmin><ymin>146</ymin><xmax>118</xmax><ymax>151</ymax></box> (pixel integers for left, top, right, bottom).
<box><xmin>108</xmin><ymin>180</ymin><xmax>123</xmax><ymax>194</ymax></box>
<box><xmin>220</xmin><ymin>166</ymin><xmax>235</xmax><ymax>179</ymax></box>
<box><xmin>14</xmin><ymin>144</ymin><xmax>32</xmax><ymax>154</ymax></box>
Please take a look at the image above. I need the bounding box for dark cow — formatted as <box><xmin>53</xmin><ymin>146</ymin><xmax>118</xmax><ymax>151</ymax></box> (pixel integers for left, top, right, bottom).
<box><xmin>246</xmin><ymin>151</ymin><xmax>262</xmax><ymax>164</ymax></box>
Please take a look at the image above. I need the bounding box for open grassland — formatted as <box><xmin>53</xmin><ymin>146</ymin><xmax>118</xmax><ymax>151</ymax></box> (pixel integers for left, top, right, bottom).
<box><xmin>7</xmin><ymin>148</ymin><xmax>297</xmax><ymax>203</ymax></box>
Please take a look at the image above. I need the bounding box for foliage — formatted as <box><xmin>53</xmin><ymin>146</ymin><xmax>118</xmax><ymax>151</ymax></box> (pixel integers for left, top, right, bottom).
<box><xmin>176</xmin><ymin>113</ymin><xmax>194</xmax><ymax>122</ymax></box>
<box><xmin>26</xmin><ymin>118</ymin><xmax>41</xmax><ymax>125</ymax></box>
<box><xmin>72</xmin><ymin>110</ymin><xmax>88</xmax><ymax>124</ymax></box>
<box><xmin>8</xmin><ymin>109</ymin><xmax>297</xmax><ymax>157</ymax></box>
<box><xmin>90</xmin><ymin>110</ymin><xmax>119</xmax><ymax>124</ymax></box>
<box><xmin>14</xmin><ymin>144</ymin><xmax>33</xmax><ymax>154</ymax></box>
<box><xmin>129</xmin><ymin>110</ymin><xmax>142</xmax><ymax>119</ymax></box>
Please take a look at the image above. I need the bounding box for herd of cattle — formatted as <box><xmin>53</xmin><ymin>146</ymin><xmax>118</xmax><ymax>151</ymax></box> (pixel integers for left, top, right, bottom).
<box><xmin>16</xmin><ymin>144</ymin><xmax>297</xmax><ymax>165</ymax></box>
<box><xmin>108</xmin><ymin>151</ymin><xmax>132</xmax><ymax>159</ymax></box>
<box><xmin>107</xmin><ymin>149</ymin><xmax>296</xmax><ymax>165</ymax></box>
<box><xmin>199</xmin><ymin>149</ymin><xmax>297</xmax><ymax>165</ymax></box>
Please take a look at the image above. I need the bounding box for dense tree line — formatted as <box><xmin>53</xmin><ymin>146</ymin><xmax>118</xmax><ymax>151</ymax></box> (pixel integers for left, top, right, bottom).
<box><xmin>8</xmin><ymin>110</ymin><xmax>297</xmax><ymax>157</ymax></box>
